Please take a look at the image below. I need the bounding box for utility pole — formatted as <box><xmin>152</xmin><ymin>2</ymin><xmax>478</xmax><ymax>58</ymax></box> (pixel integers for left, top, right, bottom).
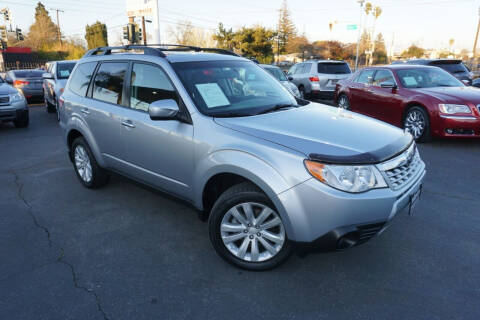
<box><xmin>51</xmin><ymin>8</ymin><xmax>64</xmax><ymax>47</ymax></box>
<box><xmin>141</xmin><ymin>16</ymin><xmax>147</xmax><ymax>45</ymax></box>
<box><xmin>473</xmin><ymin>6</ymin><xmax>480</xmax><ymax>70</ymax></box>
<box><xmin>355</xmin><ymin>0</ymin><xmax>365</xmax><ymax>71</ymax></box>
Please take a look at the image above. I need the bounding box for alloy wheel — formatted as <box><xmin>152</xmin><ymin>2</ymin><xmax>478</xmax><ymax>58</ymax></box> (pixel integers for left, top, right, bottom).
<box><xmin>338</xmin><ymin>95</ymin><xmax>349</xmax><ymax>109</ymax></box>
<box><xmin>74</xmin><ymin>145</ymin><xmax>93</xmax><ymax>183</ymax></box>
<box><xmin>220</xmin><ymin>202</ymin><xmax>285</xmax><ymax>262</ymax></box>
<box><xmin>405</xmin><ymin>110</ymin><xmax>426</xmax><ymax>139</ymax></box>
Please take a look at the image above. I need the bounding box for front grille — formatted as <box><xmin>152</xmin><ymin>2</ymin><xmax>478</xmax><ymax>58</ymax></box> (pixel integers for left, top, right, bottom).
<box><xmin>357</xmin><ymin>222</ymin><xmax>386</xmax><ymax>244</ymax></box>
<box><xmin>378</xmin><ymin>144</ymin><xmax>424</xmax><ymax>191</ymax></box>
<box><xmin>0</xmin><ymin>95</ymin><xmax>10</xmax><ymax>104</ymax></box>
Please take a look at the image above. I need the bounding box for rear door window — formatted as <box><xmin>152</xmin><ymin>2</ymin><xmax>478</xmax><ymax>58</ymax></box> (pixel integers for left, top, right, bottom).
<box><xmin>57</xmin><ymin>62</ymin><xmax>76</xmax><ymax>79</ymax></box>
<box><xmin>318</xmin><ymin>63</ymin><xmax>351</xmax><ymax>74</ymax></box>
<box><xmin>432</xmin><ymin>62</ymin><xmax>468</xmax><ymax>74</ymax></box>
<box><xmin>355</xmin><ymin>70</ymin><xmax>375</xmax><ymax>85</ymax></box>
<box><xmin>69</xmin><ymin>62</ymin><xmax>97</xmax><ymax>97</ymax></box>
<box><xmin>92</xmin><ymin>62</ymin><xmax>128</xmax><ymax>105</ymax></box>
<box><xmin>302</xmin><ymin>63</ymin><xmax>312</xmax><ymax>74</ymax></box>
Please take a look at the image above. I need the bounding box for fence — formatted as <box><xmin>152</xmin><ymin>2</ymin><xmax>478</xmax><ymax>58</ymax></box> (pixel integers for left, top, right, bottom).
<box><xmin>1</xmin><ymin>60</ymin><xmax>47</xmax><ymax>71</ymax></box>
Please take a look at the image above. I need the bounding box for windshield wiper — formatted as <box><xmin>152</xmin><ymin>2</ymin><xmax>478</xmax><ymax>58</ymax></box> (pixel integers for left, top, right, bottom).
<box><xmin>255</xmin><ymin>104</ymin><xmax>298</xmax><ymax>115</ymax></box>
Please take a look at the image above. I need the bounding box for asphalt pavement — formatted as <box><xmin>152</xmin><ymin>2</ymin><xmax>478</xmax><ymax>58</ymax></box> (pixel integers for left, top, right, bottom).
<box><xmin>1</xmin><ymin>105</ymin><xmax>479</xmax><ymax>320</ymax></box>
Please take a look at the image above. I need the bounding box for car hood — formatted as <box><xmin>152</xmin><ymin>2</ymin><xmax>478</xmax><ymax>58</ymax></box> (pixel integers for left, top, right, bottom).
<box><xmin>214</xmin><ymin>103</ymin><xmax>412</xmax><ymax>164</ymax></box>
<box><xmin>0</xmin><ymin>83</ymin><xmax>17</xmax><ymax>94</ymax></box>
<box><xmin>413</xmin><ymin>86</ymin><xmax>480</xmax><ymax>103</ymax></box>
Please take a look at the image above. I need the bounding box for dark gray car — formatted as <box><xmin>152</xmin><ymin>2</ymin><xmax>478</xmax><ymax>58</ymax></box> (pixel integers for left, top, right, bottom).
<box><xmin>404</xmin><ymin>59</ymin><xmax>473</xmax><ymax>85</ymax></box>
<box><xmin>0</xmin><ymin>76</ymin><xmax>29</xmax><ymax>127</ymax></box>
<box><xmin>5</xmin><ymin>69</ymin><xmax>45</xmax><ymax>102</ymax></box>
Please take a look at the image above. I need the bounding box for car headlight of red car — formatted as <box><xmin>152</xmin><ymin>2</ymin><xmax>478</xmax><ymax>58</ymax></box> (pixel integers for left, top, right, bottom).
<box><xmin>438</xmin><ymin>104</ymin><xmax>471</xmax><ymax>114</ymax></box>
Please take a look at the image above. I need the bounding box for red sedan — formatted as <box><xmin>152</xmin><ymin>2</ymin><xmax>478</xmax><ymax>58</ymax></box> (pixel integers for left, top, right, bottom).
<box><xmin>334</xmin><ymin>65</ymin><xmax>480</xmax><ymax>142</ymax></box>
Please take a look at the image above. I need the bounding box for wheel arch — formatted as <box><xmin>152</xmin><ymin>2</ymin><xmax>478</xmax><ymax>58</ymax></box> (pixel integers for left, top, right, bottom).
<box><xmin>65</xmin><ymin>121</ymin><xmax>106</xmax><ymax>167</ymax></box>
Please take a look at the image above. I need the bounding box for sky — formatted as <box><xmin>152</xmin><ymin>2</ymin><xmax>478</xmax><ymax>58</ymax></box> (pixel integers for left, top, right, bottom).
<box><xmin>3</xmin><ymin>0</ymin><xmax>479</xmax><ymax>53</ymax></box>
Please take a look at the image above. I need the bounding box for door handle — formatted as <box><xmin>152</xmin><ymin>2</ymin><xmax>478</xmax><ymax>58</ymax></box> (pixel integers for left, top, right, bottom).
<box><xmin>80</xmin><ymin>108</ymin><xmax>90</xmax><ymax>115</ymax></box>
<box><xmin>121</xmin><ymin>120</ymin><xmax>136</xmax><ymax>128</ymax></box>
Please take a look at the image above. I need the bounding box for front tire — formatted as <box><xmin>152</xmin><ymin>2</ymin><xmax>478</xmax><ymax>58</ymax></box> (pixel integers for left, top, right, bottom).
<box><xmin>13</xmin><ymin>114</ymin><xmax>29</xmax><ymax>128</ymax></box>
<box><xmin>46</xmin><ymin>98</ymin><xmax>55</xmax><ymax>113</ymax></box>
<box><xmin>404</xmin><ymin>106</ymin><xmax>431</xmax><ymax>142</ymax></box>
<box><xmin>71</xmin><ymin>137</ymin><xmax>109</xmax><ymax>189</ymax></box>
<box><xmin>298</xmin><ymin>86</ymin><xmax>306</xmax><ymax>99</ymax></box>
<box><xmin>209</xmin><ymin>182</ymin><xmax>292</xmax><ymax>270</ymax></box>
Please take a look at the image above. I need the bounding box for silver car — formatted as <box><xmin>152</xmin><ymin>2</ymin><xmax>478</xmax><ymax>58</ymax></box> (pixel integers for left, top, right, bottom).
<box><xmin>288</xmin><ymin>60</ymin><xmax>352</xmax><ymax>99</ymax></box>
<box><xmin>42</xmin><ymin>60</ymin><xmax>77</xmax><ymax>120</ymax></box>
<box><xmin>60</xmin><ymin>45</ymin><xmax>426</xmax><ymax>270</ymax></box>
<box><xmin>260</xmin><ymin>64</ymin><xmax>301</xmax><ymax>98</ymax></box>
<box><xmin>0</xmin><ymin>76</ymin><xmax>28</xmax><ymax>128</ymax></box>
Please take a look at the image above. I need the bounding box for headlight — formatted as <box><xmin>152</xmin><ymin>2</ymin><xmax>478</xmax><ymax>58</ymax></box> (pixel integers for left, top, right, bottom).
<box><xmin>438</xmin><ymin>104</ymin><xmax>471</xmax><ymax>114</ymax></box>
<box><xmin>304</xmin><ymin>160</ymin><xmax>387</xmax><ymax>193</ymax></box>
<box><xmin>9</xmin><ymin>91</ymin><xmax>24</xmax><ymax>103</ymax></box>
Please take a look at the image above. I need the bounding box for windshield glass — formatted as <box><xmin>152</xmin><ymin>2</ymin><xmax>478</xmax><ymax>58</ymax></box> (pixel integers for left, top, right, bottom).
<box><xmin>432</xmin><ymin>62</ymin><xmax>468</xmax><ymax>74</ymax></box>
<box><xmin>318</xmin><ymin>63</ymin><xmax>351</xmax><ymax>74</ymax></box>
<box><xmin>13</xmin><ymin>70</ymin><xmax>44</xmax><ymax>78</ymax></box>
<box><xmin>57</xmin><ymin>62</ymin><xmax>76</xmax><ymax>79</ymax></box>
<box><xmin>172</xmin><ymin>60</ymin><xmax>297</xmax><ymax>117</ymax></box>
<box><xmin>264</xmin><ymin>66</ymin><xmax>287</xmax><ymax>81</ymax></box>
<box><xmin>396</xmin><ymin>67</ymin><xmax>464</xmax><ymax>88</ymax></box>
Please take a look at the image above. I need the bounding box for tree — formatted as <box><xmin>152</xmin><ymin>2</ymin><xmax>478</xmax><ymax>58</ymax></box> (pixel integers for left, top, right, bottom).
<box><xmin>85</xmin><ymin>21</ymin><xmax>108</xmax><ymax>49</ymax></box>
<box><xmin>285</xmin><ymin>34</ymin><xmax>312</xmax><ymax>56</ymax></box>
<box><xmin>373</xmin><ymin>33</ymin><xmax>387</xmax><ymax>64</ymax></box>
<box><xmin>213</xmin><ymin>23</ymin><xmax>235</xmax><ymax>50</ymax></box>
<box><xmin>26</xmin><ymin>2</ymin><xmax>58</xmax><ymax>50</ymax></box>
<box><xmin>277</xmin><ymin>0</ymin><xmax>296</xmax><ymax>54</ymax></box>
<box><xmin>401</xmin><ymin>45</ymin><xmax>425</xmax><ymax>58</ymax></box>
<box><xmin>367</xmin><ymin>4</ymin><xmax>382</xmax><ymax>65</ymax></box>
<box><xmin>233</xmin><ymin>26</ymin><xmax>276</xmax><ymax>63</ymax></box>
<box><xmin>170</xmin><ymin>21</ymin><xmax>215</xmax><ymax>47</ymax></box>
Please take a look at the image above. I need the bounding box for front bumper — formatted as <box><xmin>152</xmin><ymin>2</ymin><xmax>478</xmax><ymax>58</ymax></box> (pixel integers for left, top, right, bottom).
<box><xmin>275</xmin><ymin>165</ymin><xmax>426</xmax><ymax>247</ymax></box>
<box><xmin>432</xmin><ymin>115</ymin><xmax>480</xmax><ymax>138</ymax></box>
<box><xmin>0</xmin><ymin>101</ymin><xmax>28</xmax><ymax>122</ymax></box>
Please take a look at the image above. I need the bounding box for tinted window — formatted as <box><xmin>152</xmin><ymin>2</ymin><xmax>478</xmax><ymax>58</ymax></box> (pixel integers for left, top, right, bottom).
<box><xmin>373</xmin><ymin>70</ymin><xmax>395</xmax><ymax>86</ymax></box>
<box><xmin>130</xmin><ymin>63</ymin><xmax>177</xmax><ymax>112</ymax></box>
<box><xmin>92</xmin><ymin>62</ymin><xmax>128</xmax><ymax>105</ymax></box>
<box><xmin>57</xmin><ymin>62</ymin><xmax>76</xmax><ymax>79</ymax></box>
<box><xmin>68</xmin><ymin>62</ymin><xmax>97</xmax><ymax>97</ymax></box>
<box><xmin>397</xmin><ymin>67</ymin><xmax>463</xmax><ymax>88</ymax></box>
<box><xmin>287</xmin><ymin>64</ymin><xmax>297</xmax><ymax>75</ymax></box>
<box><xmin>356</xmin><ymin>70</ymin><xmax>375</xmax><ymax>84</ymax></box>
<box><xmin>432</xmin><ymin>62</ymin><xmax>468</xmax><ymax>74</ymax></box>
<box><xmin>13</xmin><ymin>70</ymin><xmax>44</xmax><ymax>78</ymax></box>
<box><xmin>265</xmin><ymin>67</ymin><xmax>287</xmax><ymax>81</ymax></box>
<box><xmin>318</xmin><ymin>63</ymin><xmax>351</xmax><ymax>74</ymax></box>
<box><xmin>302</xmin><ymin>63</ymin><xmax>312</xmax><ymax>73</ymax></box>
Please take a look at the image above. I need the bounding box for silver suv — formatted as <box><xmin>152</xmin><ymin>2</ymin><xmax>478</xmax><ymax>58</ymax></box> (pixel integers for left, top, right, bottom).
<box><xmin>288</xmin><ymin>60</ymin><xmax>352</xmax><ymax>99</ymax></box>
<box><xmin>60</xmin><ymin>45</ymin><xmax>426</xmax><ymax>270</ymax></box>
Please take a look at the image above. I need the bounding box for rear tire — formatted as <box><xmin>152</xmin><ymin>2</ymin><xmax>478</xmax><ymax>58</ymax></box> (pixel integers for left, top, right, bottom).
<box><xmin>337</xmin><ymin>93</ymin><xmax>350</xmax><ymax>110</ymax></box>
<box><xmin>298</xmin><ymin>86</ymin><xmax>306</xmax><ymax>99</ymax></box>
<box><xmin>209</xmin><ymin>182</ymin><xmax>292</xmax><ymax>270</ymax></box>
<box><xmin>71</xmin><ymin>137</ymin><xmax>109</xmax><ymax>189</ymax></box>
<box><xmin>13</xmin><ymin>114</ymin><xmax>29</xmax><ymax>128</ymax></box>
<box><xmin>46</xmin><ymin>98</ymin><xmax>55</xmax><ymax>113</ymax></box>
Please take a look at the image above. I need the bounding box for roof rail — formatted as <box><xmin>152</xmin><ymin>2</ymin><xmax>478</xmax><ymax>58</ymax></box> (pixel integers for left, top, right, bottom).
<box><xmin>82</xmin><ymin>44</ymin><xmax>241</xmax><ymax>59</ymax></box>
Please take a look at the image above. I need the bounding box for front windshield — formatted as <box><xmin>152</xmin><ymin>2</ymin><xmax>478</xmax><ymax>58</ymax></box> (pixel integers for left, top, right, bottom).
<box><xmin>57</xmin><ymin>62</ymin><xmax>76</xmax><ymax>79</ymax></box>
<box><xmin>396</xmin><ymin>67</ymin><xmax>464</xmax><ymax>88</ymax></box>
<box><xmin>172</xmin><ymin>60</ymin><xmax>297</xmax><ymax>117</ymax></box>
<box><xmin>265</xmin><ymin>67</ymin><xmax>287</xmax><ymax>81</ymax></box>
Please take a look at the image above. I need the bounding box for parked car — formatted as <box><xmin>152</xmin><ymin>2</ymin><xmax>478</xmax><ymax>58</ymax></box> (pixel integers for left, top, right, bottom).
<box><xmin>4</xmin><ymin>69</ymin><xmax>45</xmax><ymax>102</ymax></box>
<box><xmin>287</xmin><ymin>60</ymin><xmax>352</xmax><ymax>99</ymax></box>
<box><xmin>260</xmin><ymin>64</ymin><xmax>301</xmax><ymax>98</ymax></box>
<box><xmin>472</xmin><ymin>78</ymin><xmax>480</xmax><ymax>88</ymax></box>
<box><xmin>0</xmin><ymin>76</ymin><xmax>29</xmax><ymax>128</ymax></box>
<box><xmin>404</xmin><ymin>59</ymin><xmax>473</xmax><ymax>85</ymax></box>
<box><xmin>334</xmin><ymin>65</ymin><xmax>480</xmax><ymax>141</ymax></box>
<box><xmin>60</xmin><ymin>45</ymin><xmax>425</xmax><ymax>270</ymax></box>
<box><xmin>42</xmin><ymin>60</ymin><xmax>77</xmax><ymax>119</ymax></box>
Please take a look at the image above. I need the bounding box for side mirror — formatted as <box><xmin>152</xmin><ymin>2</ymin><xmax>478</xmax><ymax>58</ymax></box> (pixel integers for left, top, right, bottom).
<box><xmin>149</xmin><ymin>99</ymin><xmax>179</xmax><ymax>121</ymax></box>
<box><xmin>42</xmin><ymin>73</ymin><xmax>53</xmax><ymax>79</ymax></box>
<box><xmin>5</xmin><ymin>77</ymin><xmax>13</xmax><ymax>84</ymax></box>
<box><xmin>461</xmin><ymin>79</ymin><xmax>470</xmax><ymax>85</ymax></box>
<box><xmin>288</xmin><ymin>76</ymin><xmax>294</xmax><ymax>81</ymax></box>
<box><xmin>380</xmin><ymin>82</ymin><xmax>397</xmax><ymax>89</ymax></box>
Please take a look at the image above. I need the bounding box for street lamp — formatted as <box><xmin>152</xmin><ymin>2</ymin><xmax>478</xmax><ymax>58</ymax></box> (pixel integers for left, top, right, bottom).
<box><xmin>355</xmin><ymin>0</ymin><xmax>365</xmax><ymax>71</ymax></box>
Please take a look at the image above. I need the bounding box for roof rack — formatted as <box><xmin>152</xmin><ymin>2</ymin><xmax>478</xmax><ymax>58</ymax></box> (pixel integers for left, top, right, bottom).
<box><xmin>83</xmin><ymin>44</ymin><xmax>240</xmax><ymax>58</ymax></box>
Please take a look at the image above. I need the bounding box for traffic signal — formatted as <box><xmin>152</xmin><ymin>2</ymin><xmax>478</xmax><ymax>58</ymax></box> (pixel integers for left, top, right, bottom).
<box><xmin>128</xmin><ymin>23</ymin><xmax>136</xmax><ymax>43</ymax></box>
<box><xmin>4</xmin><ymin>10</ymin><xmax>10</xmax><ymax>22</ymax></box>
<box><xmin>0</xmin><ymin>40</ymin><xmax>7</xmax><ymax>51</ymax></box>
<box><xmin>0</xmin><ymin>26</ymin><xmax>7</xmax><ymax>42</ymax></box>
<box><xmin>15</xmin><ymin>28</ymin><xmax>24</xmax><ymax>41</ymax></box>
<box><xmin>123</xmin><ymin>25</ymin><xmax>129</xmax><ymax>40</ymax></box>
<box><xmin>136</xmin><ymin>28</ymin><xmax>142</xmax><ymax>43</ymax></box>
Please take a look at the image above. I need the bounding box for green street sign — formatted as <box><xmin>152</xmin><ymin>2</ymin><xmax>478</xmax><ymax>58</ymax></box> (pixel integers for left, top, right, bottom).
<box><xmin>347</xmin><ymin>24</ymin><xmax>358</xmax><ymax>30</ymax></box>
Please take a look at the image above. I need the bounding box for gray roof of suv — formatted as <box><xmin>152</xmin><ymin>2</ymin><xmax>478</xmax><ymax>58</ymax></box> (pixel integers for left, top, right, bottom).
<box><xmin>165</xmin><ymin>52</ymin><xmax>248</xmax><ymax>63</ymax></box>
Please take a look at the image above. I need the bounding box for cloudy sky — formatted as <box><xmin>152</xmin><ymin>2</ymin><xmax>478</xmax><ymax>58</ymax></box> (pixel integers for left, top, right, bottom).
<box><xmin>6</xmin><ymin>0</ymin><xmax>479</xmax><ymax>53</ymax></box>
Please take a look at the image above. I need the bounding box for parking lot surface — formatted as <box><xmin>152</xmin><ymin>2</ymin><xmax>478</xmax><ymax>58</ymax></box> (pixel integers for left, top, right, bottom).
<box><xmin>1</xmin><ymin>105</ymin><xmax>479</xmax><ymax>320</ymax></box>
